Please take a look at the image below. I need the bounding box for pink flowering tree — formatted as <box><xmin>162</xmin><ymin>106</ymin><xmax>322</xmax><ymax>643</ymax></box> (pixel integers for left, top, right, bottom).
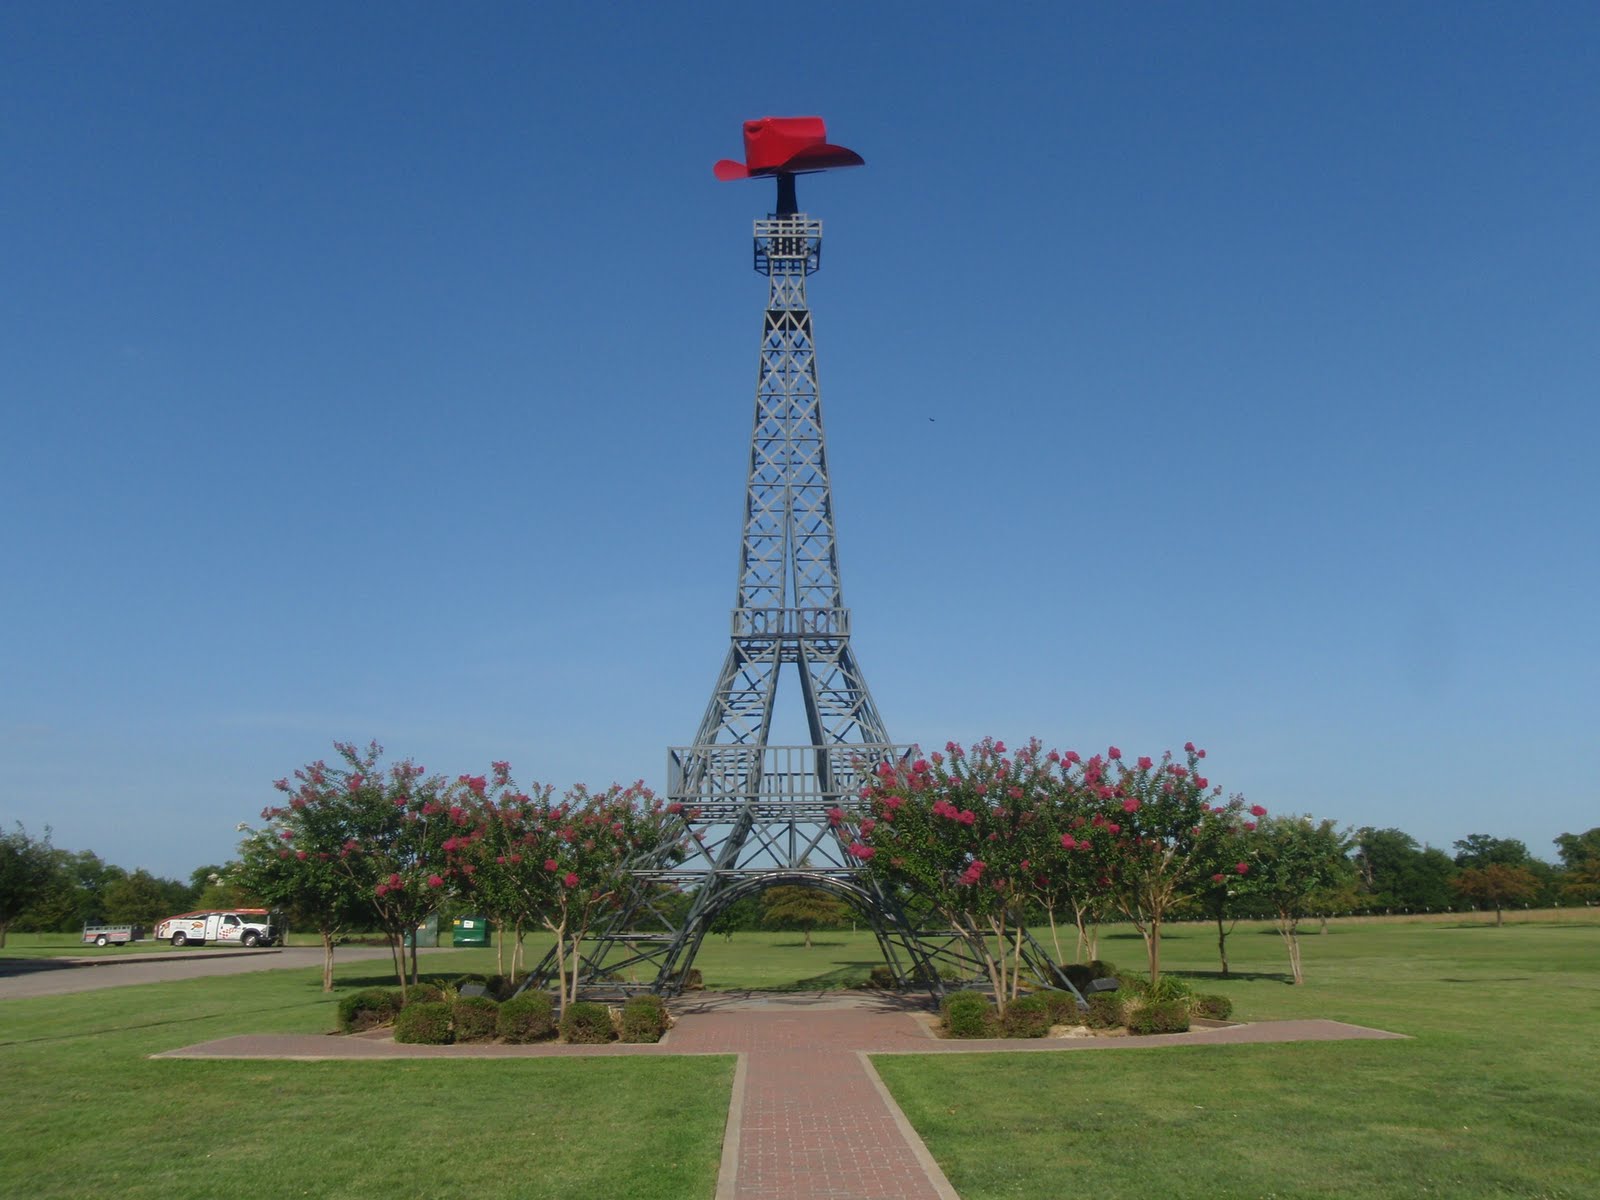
<box><xmin>853</xmin><ymin>738</ymin><xmax>1060</xmax><ymax>1014</ymax></box>
<box><xmin>1075</xmin><ymin>744</ymin><xmax>1252</xmax><ymax>985</ymax></box>
<box><xmin>440</xmin><ymin>762</ymin><xmax>555</xmax><ymax>980</ymax></box>
<box><xmin>263</xmin><ymin>741</ymin><xmax>463</xmax><ymax>996</ymax></box>
<box><xmin>443</xmin><ymin>779</ymin><xmax>667</xmax><ymax>1005</ymax></box>
<box><xmin>237</xmin><ymin>791</ymin><xmax>375</xmax><ymax>992</ymax></box>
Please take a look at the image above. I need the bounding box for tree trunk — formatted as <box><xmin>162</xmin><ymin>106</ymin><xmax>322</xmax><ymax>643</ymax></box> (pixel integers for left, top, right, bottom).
<box><xmin>495</xmin><ymin>926</ymin><xmax>505</xmax><ymax>977</ymax></box>
<box><xmin>388</xmin><ymin>932</ymin><xmax>406</xmax><ymax>997</ymax></box>
<box><xmin>803</xmin><ymin>927</ymin><xmax>813</xmax><ymax>949</ymax></box>
<box><xmin>1046</xmin><ymin>908</ymin><xmax>1063</xmax><ymax>965</ymax></box>
<box><xmin>320</xmin><ymin>930</ymin><xmax>335</xmax><ymax>992</ymax></box>
<box><xmin>408</xmin><ymin>929</ymin><xmax>419</xmax><ymax>987</ymax></box>
<box><xmin>1494</xmin><ymin>903</ymin><xmax>1503</xmax><ymax>927</ymax></box>
<box><xmin>1278</xmin><ymin>914</ymin><xmax>1304</xmax><ymax>985</ymax></box>
<box><xmin>1215</xmin><ymin>913</ymin><xmax>1231</xmax><ymax>978</ymax></box>
<box><xmin>1146</xmin><ymin>915</ymin><xmax>1162</xmax><ymax>984</ymax></box>
<box><xmin>0</xmin><ymin>922</ymin><xmax>9</xmax><ymax>949</ymax></box>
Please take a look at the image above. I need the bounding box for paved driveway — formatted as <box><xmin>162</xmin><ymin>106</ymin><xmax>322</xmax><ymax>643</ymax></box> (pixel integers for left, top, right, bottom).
<box><xmin>0</xmin><ymin>945</ymin><xmax>402</xmax><ymax>999</ymax></box>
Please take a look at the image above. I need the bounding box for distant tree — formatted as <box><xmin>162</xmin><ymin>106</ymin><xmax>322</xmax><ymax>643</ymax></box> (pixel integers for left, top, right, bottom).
<box><xmin>1353</xmin><ymin>828</ymin><xmax>1457</xmax><ymax>911</ymax></box>
<box><xmin>710</xmin><ymin>894</ymin><xmax>761</xmax><ymax>941</ymax></box>
<box><xmin>1453</xmin><ymin>864</ymin><xmax>1540</xmax><ymax>925</ymax></box>
<box><xmin>1553</xmin><ymin>828</ymin><xmax>1600</xmax><ymax>872</ymax></box>
<box><xmin>0</xmin><ymin>824</ymin><xmax>57</xmax><ymax>948</ymax></box>
<box><xmin>14</xmin><ymin>850</ymin><xmax>123</xmax><ymax>931</ymax></box>
<box><xmin>1453</xmin><ymin>835</ymin><xmax>1533</xmax><ymax>870</ymax></box>
<box><xmin>1244</xmin><ymin>816</ymin><xmax>1354</xmax><ymax>984</ymax></box>
<box><xmin>101</xmin><ymin>869</ymin><xmax>188</xmax><ymax>927</ymax></box>
<box><xmin>760</xmin><ymin>885</ymin><xmax>848</xmax><ymax>949</ymax></box>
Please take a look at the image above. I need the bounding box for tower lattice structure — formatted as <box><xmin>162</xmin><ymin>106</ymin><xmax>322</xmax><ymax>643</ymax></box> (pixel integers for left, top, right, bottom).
<box><xmin>553</xmin><ymin>190</ymin><xmax>960</xmax><ymax>994</ymax></box>
<box><xmin>541</xmin><ymin>155</ymin><xmax>1067</xmax><ymax>999</ymax></box>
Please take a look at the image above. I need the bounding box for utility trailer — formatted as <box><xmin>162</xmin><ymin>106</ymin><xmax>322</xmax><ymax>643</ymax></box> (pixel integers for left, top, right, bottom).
<box><xmin>81</xmin><ymin>922</ymin><xmax>144</xmax><ymax>947</ymax></box>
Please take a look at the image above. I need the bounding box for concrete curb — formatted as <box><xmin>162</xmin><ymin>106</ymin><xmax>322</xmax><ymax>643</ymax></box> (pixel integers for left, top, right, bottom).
<box><xmin>856</xmin><ymin>1051</ymin><xmax>962</xmax><ymax>1200</ymax></box>
<box><xmin>713</xmin><ymin>1054</ymin><xmax>748</xmax><ymax>1200</ymax></box>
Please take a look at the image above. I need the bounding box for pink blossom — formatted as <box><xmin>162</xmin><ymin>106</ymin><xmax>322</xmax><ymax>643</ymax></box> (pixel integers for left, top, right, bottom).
<box><xmin>563</xmin><ymin>872</ymin><xmax>579</xmax><ymax>888</ymax></box>
<box><xmin>667</xmin><ymin>801</ymin><xmax>684</xmax><ymax>815</ymax></box>
<box><xmin>295</xmin><ymin>850</ymin><xmax>307</xmax><ymax>860</ymax></box>
<box><xmin>1211</xmin><ymin>872</ymin><xmax>1225</xmax><ymax>883</ymax></box>
<box><xmin>912</xmin><ymin>758</ymin><xmax>929</xmax><ymax>773</ymax></box>
<box><xmin>1235</xmin><ymin>862</ymin><xmax>1249</xmax><ymax>874</ymax></box>
<box><xmin>1064</xmin><ymin>750</ymin><xmax>1081</xmax><ymax>765</ymax></box>
<box><xmin>957</xmin><ymin>809</ymin><xmax>977</xmax><ymax>826</ymax></box>
<box><xmin>279</xmin><ymin>829</ymin><xmax>294</xmax><ymax>840</ymax></box>
<box><xmin>1244</xmin><ymin>822</ymin><xmax>1257</xmax><ymax>832</ymax></box>
<box><xmin>375</xmin><ymin>883</ymin><xmax>388</xmax><ymax>896</ymax></box>
<box><xmin>1061</xmin><ymin>834</ymin><xmax>1077</xmax><ymax>850</ymax></box>
<box><xmin>1108</xmin><ymin>823</ymin><xmax>1121</xmax><ymax>835</ymax></box>
<box><xmin>427</xmin><ymin>874</ymin><xmax>444</xmax><ymax>888</ymax></box>
<box><xmin>544</xmin><ymin>858</ymin><xmax>559</xmax><ymax>872</ymax></box>
<box><xmin>1108</xmin><ymin>746</ymin><xmax>1122</xmax><ymax>760</ymax></box>
<box><xmin>1137</xmin><ymin>756</ymin><xmax>1153</xmax><ymax>770</ymax></box>
<box><xmin>958</xmin><ymin>860</ymin><xmax>986</xmax><ymax>886</ymax></box>
<box><xmin>848</xmin><ymin>842</ymin><xmax>875</xmax><ymax>860</ymax></box>
<box><xmin>387</xmin><ymin>874</ymin><xmax>402</xmax><ymax>888</ymax></box>
<box><xmin>827</xmin><ymin>806</ymin><xmax>845</xmax><ymax>827</ymax></box>
<box><xmin>1007</xmin><ymin>786</ymin><xmax>1023</xmax><ymax>800</ymax></box>
<box><xmin>1122</xmin><ymin>798</ymin><xmax>1139</xmax><ymax>813</ymax></box>
<box><xmin>1185</xmin><ymin>742</ymin><xmax>1196</xmax><ymax>753</ymax></box>
<box><xmin>1250</xmin><ymin>804</ymin><xmax>1268</xmax><ymax>817</ymax></box>
<box><xmin>1195</xmin><ymin>777</ymin><xmax>1208</xmax><ymax>789</ymax></box>
<box><xmin>860</xmin><ymin>818</ymin><xmax>877</xmax><ymax>835</ymax></box>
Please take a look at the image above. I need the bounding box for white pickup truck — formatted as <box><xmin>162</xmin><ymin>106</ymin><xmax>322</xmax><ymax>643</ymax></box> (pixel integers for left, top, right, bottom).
<box><xmin>153</xmin><ymin>909</ymin><xmax>280</xmax><ymax>948</ymax></box>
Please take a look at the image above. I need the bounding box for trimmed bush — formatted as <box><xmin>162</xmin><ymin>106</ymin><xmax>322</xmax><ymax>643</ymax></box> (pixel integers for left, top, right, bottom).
<box><xmin>943</xmin><ymin>993</ymin><xmax>996</xmax><ymax>1039</ymax></box>
<box><xmin>1087</xmin><ymin>958</ymin><xmax>1118</xmax><ymax>980</ymax></box>
<box><xmin>394</xmin><ymin>1000</ymin><xmax>453</xmax><ymax>1044</ymax></box>
<box><xmin>560</xmin><ymin>1000</ymin><xmax>615</xmax><ymax>1044</ymax></box>
<box><xmin>452</xmin><ymin>995</ymin><xmax>500</xmax><ymax>1042</ymax></box>
<box><xmin>1036</xmin><ymin>989</ymin><xmax>1083</xmax><ymax>1025</ymax></box>
<box><xmin>620</xmin><ymin>995</ymin><xmax>668</xmax><ymax>1043</ymax></box>
<box><xmin>337</xmin><ymin>988</ymin><xmax>401</xmax><ymax>1032</ymax></box>
<box><xmin>1126</xmin><ymin>1000</ymin><xmax>1191</xmax><ymax>1035</ymax></box>
<box><xmin>1002</xmin><ymin>993</ymin><xmax>1051</xmax><ymax>1038</ymax></box>
<box><xmin>1084</xmin><ymin>992</ymin><xmax>1123</xmax><ymax>1030</ymax></box>
<box><xmin>403</xmin><ymin>982</ymin><xmax>447</xmax><ymax>1007</ymax></box>
<box><xmin>1191</xmin><ymin>993</ymin><xmax>1234</xmax><ymax>1021</ymax></box>
<box><xmin>679</xmin><ymin>968</ymin><xmax>704</xmax><ymax>991</ymax></box>
<box><xmin>497</xmin><ymin>991</ymin><xmax>557</xmax><ymax>1043</ymax></box>
<box><xmin>868</xmin><ymin>965</ymin><xmax>899</xmax><ymax>989</ymax></box>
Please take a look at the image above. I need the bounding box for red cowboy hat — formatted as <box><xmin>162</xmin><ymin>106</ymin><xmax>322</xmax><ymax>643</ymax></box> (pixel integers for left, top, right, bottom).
<box><xmin>713</xmin><ymin>116</ymin><xmax>864</xmax><ymax>181</ymax></box>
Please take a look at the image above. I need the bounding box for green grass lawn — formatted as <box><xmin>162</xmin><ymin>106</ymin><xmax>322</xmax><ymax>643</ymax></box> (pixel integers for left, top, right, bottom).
<box><xmin>0</xmin><ymin>952</ymin><xmax>732</xmax><ymax>1200</ymax></box>
<box><xmin>872</xmin><ymin>919</ymin><xmax>1600</xmax><ymax>1200</ymax></box>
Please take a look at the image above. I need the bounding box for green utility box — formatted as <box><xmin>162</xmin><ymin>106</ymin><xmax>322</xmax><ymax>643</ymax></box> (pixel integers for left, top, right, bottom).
<box><xmin>452</xmin><ymin>916</ymin><xmax>492</xmax><ymax>947</ymax></box>
<box><xmin>405</xmin><ymin>913</ymin><xmax>439</xmax><ymax>950</ymax></box>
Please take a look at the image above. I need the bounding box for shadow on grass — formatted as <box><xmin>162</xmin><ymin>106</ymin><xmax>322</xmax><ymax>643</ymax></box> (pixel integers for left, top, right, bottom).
<box><xmin>1165</xmin><ymin>968</ymin><xmax>1296</xmax><ymax>984</ymax></box>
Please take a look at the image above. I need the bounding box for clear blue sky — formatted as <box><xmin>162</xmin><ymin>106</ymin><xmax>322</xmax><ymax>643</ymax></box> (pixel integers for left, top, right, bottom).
<box><xmin>3</xmin><ymin>4</ymin><xmax>1596</xmax><ymax>880</ymax></box>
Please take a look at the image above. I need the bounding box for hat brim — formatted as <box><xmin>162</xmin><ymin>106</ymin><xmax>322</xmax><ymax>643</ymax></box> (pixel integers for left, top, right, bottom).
<box><xmin>714</xmin><ymin>143</ymin><xmax>865</xmax><ymax>181</ymax></box>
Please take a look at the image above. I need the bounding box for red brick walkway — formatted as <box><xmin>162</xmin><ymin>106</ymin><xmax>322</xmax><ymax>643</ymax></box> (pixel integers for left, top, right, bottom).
<box><xmin>157</xmin><ymin>993</ymin><xmax>1403</xmax><ymax>1200</ymax></box>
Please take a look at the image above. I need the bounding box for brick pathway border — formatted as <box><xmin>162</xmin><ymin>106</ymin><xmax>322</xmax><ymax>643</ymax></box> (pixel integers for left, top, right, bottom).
<box><xmin>154</xmin><ymin>994</ymin><xmax>1404</xmax><ymax>1199</ymax></box>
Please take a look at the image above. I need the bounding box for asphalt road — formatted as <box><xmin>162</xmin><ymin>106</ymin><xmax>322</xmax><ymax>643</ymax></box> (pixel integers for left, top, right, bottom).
<box><xmin>0</xmin><ymin>945</ymin><xmax>405</xmax><ymax>999</ymax></box>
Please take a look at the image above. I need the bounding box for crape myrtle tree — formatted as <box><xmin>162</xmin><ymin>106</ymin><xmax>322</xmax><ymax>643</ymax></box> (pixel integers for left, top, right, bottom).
<box><xmin>853</xmin><ymin>738</ymin><xmax>1251</xmax><ymax>1004</ymax></box>
<box><xmin>239</xmin><ymin>787</ymin><xmax>379</xmax><ymax>992</ymax></box>
<box><xmin>1242</xmin><ymin>814</ymin><xmax>1353</xmax><ymax>984</ymax></box>
<box><xmin>1078</xmin><ymin>744</ymin><xmax>1253</xmax><ymax>985</ymax></box>
<box><xmin>442</xmin><ymin>776</ymin><xmax>667</xmax><ymax>1005</ymax></box>
<box><xmin>262</xmin><ymin>741</ymin><xmax>463</xmax><ymax>996</ymax></box>
<box><xmin>440</xmin><ymin>762</ymin><xmax>557</xmax><ymax>980</ymax></box>
<box><xmin>1190</xmin><ymin>814</ymin><xmax>1256</xmax><ymax>978</ymax></box>
<box><xmin>851</xmin><ymin>739</ymin><xmax>1060</xmax><ymax>1014</ymax></box>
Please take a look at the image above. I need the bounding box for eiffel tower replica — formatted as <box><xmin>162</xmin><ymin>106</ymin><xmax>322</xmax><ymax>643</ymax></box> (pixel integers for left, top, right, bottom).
<box><xmin>549</xmin><ymin>119</ymin><xmax>1003</xmax><ymax>997</ymax></box>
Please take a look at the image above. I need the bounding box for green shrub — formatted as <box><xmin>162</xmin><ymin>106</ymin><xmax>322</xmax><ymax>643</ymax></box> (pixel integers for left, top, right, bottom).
<box><xmin>1087</xmin><ymin>958</ymin><xmax>1118</xmax><ymax>980</ymax></box>
<box><xmin>560</xmin><ymin>1001</ymin><xmax>615</xmax><ymax>1044</ymax></box>
<box><xmin>1191</xmin><ymin>993</ymin><xmax>1234</xmax><ymax>1021</ymax></box>
<box><xmin>939</xmin><ymin>989</ymin><xmax>988</xmax><ymax>1018</ymax></box>
<box><xmin>497</xmin><ymin>991</ymin><xmax>557</xmax><ymax>1043</ymax></box>
<box><xmin>1002</xmin><ymin>993</ymin><xmax>1052</xmax><ymax>1038</ymax></box>
<box><xmin>394</xmin><ymin>1000</ymin><xmax>453</xmax><ymax>1044</ymax></box>
<box><xmin>1036</xmin><ymin>989</ymin><xmax>1084</xmax><ymax>1025</ymax></box>
<box><xmin>1126</xmin><ymin>1000</ymin><xmax>1191</xmax><ymax>1035</ymax></box>
<box><xmin>403</xmin><ymin>982</ymin><xmax>446</xmax><ymax>1007</ymax></box>
<box><xmin>943</xmin><ymin>993</ymin><xmax>996</xmax><ymax>1039</ymax></box>
<box><xmin>1084</xmin><ymin>992</ymin><xmax>1123</xmax><ymax>1030</ymax></box>
<box><xmin>336</xmin><ymin>988</ymin><xmax>401</xmax><ymax>1032</ymax></box>
<box><xmin>453</xmin><ymin>995</ymin><xmax>500</xmax><ymax>1042</ymax></box>
<box><xmin>485</xmin><ymin>975</ymin><xmax>518</xmax><ymax>1001</ymax></box>
<box><xmin>620</xmin><ymin>995</ymin><xmax>668</xmax><ymax>1043</ymax></box>
<box><xmin>678</xmin><ymin>968</ymin><xmax>703</xmax><ymax>991</ymax></box>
